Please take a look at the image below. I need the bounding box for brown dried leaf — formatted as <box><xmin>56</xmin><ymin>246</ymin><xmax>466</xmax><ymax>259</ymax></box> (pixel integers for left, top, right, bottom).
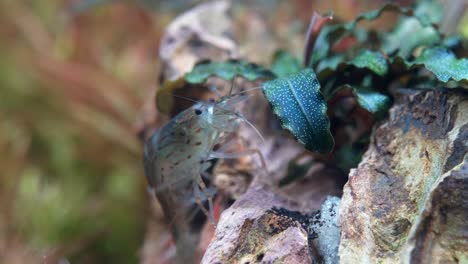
<box><xmin>159</xmin><ymin>0</ymin><xmax>238</xmax><ymax>81</ymax></box>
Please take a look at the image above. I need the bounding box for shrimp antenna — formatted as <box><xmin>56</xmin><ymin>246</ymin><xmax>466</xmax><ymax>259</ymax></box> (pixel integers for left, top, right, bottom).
<box><xmin>229</xmin><ymin>77</ymin><xmax>236</xmax><ymax>96</ymax></box>
<box><xmin>219</xmin><ymin>86</ymin><xmax>262</xmax><ymax>105</ymax></box>
<box><xmin>236</xmin><ymin>85</ymin><xmax>263</xmax><ymax>94</ymax></box>
<box><xmin>171</xmin><ymin>83</ymin><xmax>262</xmax><ymax>106</ymax></box>
<box><xmin>172</xmin><ymin>94</ymin><xmax>201</xmax><ymax>103</ymax></box>
<box><xmin>211</xmin><ymin>95</ymin><xmax>264</xmax><ymax>142</ymax></box>
<box><xmin>226</xmin><ymin>85</ymin><xmax>263</xmax><ymax>99</ymax></box>
<box><xmin>222</xmin><ymin>93</ymin><xmax>252</xmax><ymax>107</ymax></box>
<box><xmin>235</xmin><ymin>113</ymin><xmax>265</xmax><ymax>142</ymax></box>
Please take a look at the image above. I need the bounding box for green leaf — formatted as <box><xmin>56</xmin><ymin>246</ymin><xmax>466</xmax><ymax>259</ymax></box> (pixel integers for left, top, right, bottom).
<box><xmin>309</xmin><ymin>2</ymin><xmax>441</xmax><ymax>67</ymax></box>
<box><xmin>413</xmin><ymin>47</ymin><xmax>468</xmax><ymax>82</ymax></box>
<box><xmin>315</xmin><ymin>51</ymin><xmax>387</xmax><ymax>83</ymax></box>
<box><xmin>271</xmin><ymin>50</ymin><xmax>302</xmax><ymax>77</ymax></box>
<box><xmin>383</xmin><ymin>18</ymin><xmax>440</xmax><ymax>57</ymax></box>
<box><xmin>316</xmin><ymin>54</ymin><xmax>345</xmax><ymax>74</ymax></box>
<box><xmin>382</xmin><ymin>1</ymin><xmax>442</xmax><ymax>57</ymax></box>
<box><xmin>262</xmin><ymin>69</ymin><xmax>334</xmax><ymax>153</ymax></box>
<box><xmin>308</xmin><ymin>25</ymin><xmax>335</xmax><ymax>67</ymax></box>
<box><xmin>185</xmin><ymin>59</ymin><xmax>275</xmax><ymax>84</ymax></box>
<box><xmin>413</xmin><ymin>0</ymin><xmax>444</xmax><ymax>26</ymax></box>
<box><xmin>330</xmin><ymin>82</ymin><xmax>391</xmax><ymax>114</ymax></box>
<box><xmin>389</xmin><ymin>47</ymin><xmax>468</xmax><ymax>85</ymax></box>
<box><xmin>353</xmin><ymin>86</ymin><xmax>391</xmax><ymax>114</ymax></box>
<box><xmin>349</xmin><ymin>50</ymin><xmax>388</xmax><ymax>76</ymax></box>
<box><xmin>325</xmin><ymin>4</ymin><xmax>415</xmax><ymax>46</ymax></box>
<box><xmin>309</xmin><ymin>4</ymin><xmax>406</xmax><ymax>69</ymax></box>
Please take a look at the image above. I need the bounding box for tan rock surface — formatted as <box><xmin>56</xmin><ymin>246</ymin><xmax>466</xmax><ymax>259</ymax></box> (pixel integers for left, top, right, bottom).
<box><xmin>339</xmin><ymin>89</ymin><xmax>467</xmax><ymax>264</ymax></box>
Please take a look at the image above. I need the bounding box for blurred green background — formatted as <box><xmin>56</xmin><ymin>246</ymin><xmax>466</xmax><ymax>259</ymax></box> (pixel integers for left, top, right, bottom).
<box><xmin>0</xmin><ymin>0</ymin><xmax>466</xmax><ymax>263</ymax></box>
<box><xmin>0</xmin><ymin>1</ymin><xmax>168</xmax><ymax>263</ymax></box>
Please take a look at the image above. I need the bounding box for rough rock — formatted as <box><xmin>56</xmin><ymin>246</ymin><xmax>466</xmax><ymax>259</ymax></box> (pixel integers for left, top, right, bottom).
<box><xmin>202</xmin><ymin>185</ymin><xmax>312</xmax><ymax>264</ymax></box>
<box><xmin>309</xmin><ymin>197</ymin><xmax>341</xmax><ymax>264</ymax></box>
<box><xmin>202</xmin><ymin>184</ymin><xmax>344</xmax><ymax>264</ymax></box>
<box><xmin>339</xmin><ymin>89</ymin><xmax>468</xmax><ymax>263</ymax></box>
<box><xmin>403</xmin><ymin>162</ymin><xmax>467</xmax><ymax>263</ymax></box>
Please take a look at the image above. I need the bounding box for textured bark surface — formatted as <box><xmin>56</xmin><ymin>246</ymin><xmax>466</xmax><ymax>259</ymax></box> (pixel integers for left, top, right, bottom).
<box><xmin>339</xmin><ymin>89</ymin><xmax>468</xmax><ymax>264</ymax></box>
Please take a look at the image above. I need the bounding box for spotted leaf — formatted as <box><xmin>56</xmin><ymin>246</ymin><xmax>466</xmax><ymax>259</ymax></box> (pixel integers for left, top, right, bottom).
<box><xmin>262</xmin><ymin>69</ymin><xmax>334</xmax><ymax>153</ymax></box>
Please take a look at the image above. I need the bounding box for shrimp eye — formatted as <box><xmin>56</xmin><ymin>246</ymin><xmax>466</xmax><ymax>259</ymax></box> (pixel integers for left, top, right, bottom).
<box><xmin>194</xmin><ymin>109</ymin><xmax>202</xmax><ymax>115</ymax></box>
<box><xmin>209</xmin><ymin>98</ymin><xmax>215</xmax><ymax>103</ymax></box>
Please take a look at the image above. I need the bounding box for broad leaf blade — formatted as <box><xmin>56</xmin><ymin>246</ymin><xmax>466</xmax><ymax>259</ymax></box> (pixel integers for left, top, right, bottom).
<box><xmin>185</xmin><ymin>59</ymin><xmax>275</xmax><ymax>84</ymax></box>
<box><xmin>325</xmin><ymin>4</ymin><xmax>415</xmax><ymax>48</ymax></box>
<box><xmin>349</xmin><ymin>50</ymin><xmax>388</xmax><ymax>76</ymax></box>
<box><xmin>331</xmin><ymin>84</ymin><xmax>391</xmax><ymax>114</ymax></box>
<box><xmin>383</xmin><ymin>18</ymin><xmax>440</xmax><ymax>57</ymax></box>
<box><xmin>309</xmin><ymin>2</ymin><xmax>441</xmax><ymax>68</ymax></box>
<box><xmin>262</xmin><ymin>69</ymin><xmax>334</xmax><ymax>153</ymax></box>
<box><xmin>353</xmin><ymin>86</ymin><xmax>391</xmax><ymax>114</ymax></box>
<box><xmin>413</xmin><ymin>0</ymin><xmax>444</xmax><ymax>26</ymax></box>
<box><xmin>413</xmin><ymin>47</ymin><xmax>468</xmax><ymax>82</ymax></box>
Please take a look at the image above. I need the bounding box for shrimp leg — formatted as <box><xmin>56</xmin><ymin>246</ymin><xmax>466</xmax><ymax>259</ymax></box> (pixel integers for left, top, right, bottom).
<box><xmin>209</xmin><ymin>148</ymin><xmax>268</xmax><ymax>173</ymax></box>
<box><xmin>192</xmin><ymin>181</ymin><xmax>216</xmax><ymax>224</ymax></box>
<box><xmin>196</xmin><ymin>176</ymin><xmax>216</xmax><ymax>224</ymax></box>
<box><xmin>190</xmin><ymin>131</ymin><xmax>222</xmax><ymax>224</ymax></box>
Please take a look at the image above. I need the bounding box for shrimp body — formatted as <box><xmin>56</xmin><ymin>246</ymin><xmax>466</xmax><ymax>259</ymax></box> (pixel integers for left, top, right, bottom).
<box><xmin>144</xmin><ymin>98</ymin><xmax>240</xmax><ymax>205</ymax></box>
<box><xmin>143</xmin><ymin>97</ymin><xmax>242</xmax><ymax>263</ymax></box>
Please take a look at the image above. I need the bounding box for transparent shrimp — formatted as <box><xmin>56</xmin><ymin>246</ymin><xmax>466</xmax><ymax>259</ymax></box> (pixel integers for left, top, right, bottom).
<box><xmin>143</xmin><ymin>89</ymin><xmax>265</xmax><ymax>263</ymax></box>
